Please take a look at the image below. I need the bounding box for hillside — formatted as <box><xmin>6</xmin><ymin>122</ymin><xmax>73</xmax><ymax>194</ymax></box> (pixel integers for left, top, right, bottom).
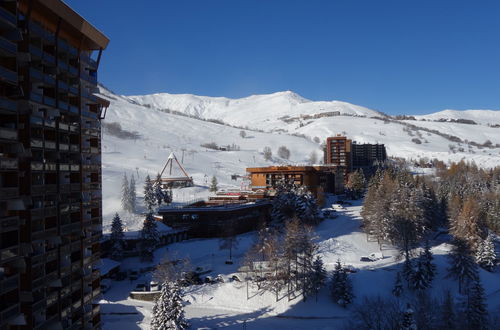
<box><xmin>99</xmin><ymin>87</ymin><xmax>500</xmax><ymax>229</ymax></box>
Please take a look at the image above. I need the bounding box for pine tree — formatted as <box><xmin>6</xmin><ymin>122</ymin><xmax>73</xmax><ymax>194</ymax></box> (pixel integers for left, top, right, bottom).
<box><xmin>392</xmin><ymin>272</ymin><xmax>403</xmax><ymax>297</ymax></box>
<box><xmin>311</xmin><ymin>256</ymin><xmax>327</xmax><ymax>301</ymax></box>
<box><xmin>110</xmin><ymin>213</ymin><xmax>125</xmax><ymax>260</ymax></box>
<box><xmin>330</xmin><ymin>260</ymin><xmax>354</xmax><ymax>307</ymax></box>
<box><xmin>402</xmin><ymin>256</ymin><xmax>413</xmax><ymax>288</ymax></box>
<box><xmin>420</xmin><ymin>241</ymin><xmax>436</xmax><ymax>284</ymax></box>
<box><xmin>121</xmin><ymin>173</ymin><xmax>131</xmax><ymax>212</ymax></box>
<box><xmin>140</xmin><ymin>212</ymin><xmax>159</xmax><ymax>262</ymax></box>
<box><xmin>411</xmin><ymin>260</ymin><xmax>429</xmax><ymax>291</ymax></box>
<box><xmin>438</xmin><ymin>290</ymin><xmax>457</xmax><ymax>330</ymax></box>
<box><xmin>401</xmin><ymin>303</ymin><xmax>417</xmax><ymax>330</ymax></box>
<box><xmin>154</xmin><ymin>173</ymin><xmax>165</xmax><ymax>207</ymax></box>
<box><xmin>464</xmin><ymin>278</ymin><xmax>488</xmax><ymax>330</ymax></box>
<box><xmin>151</xmin><ymin>281</ymin><xmax>189</xmax><ymax>330</ymax></box>
<box><xmin>447</xmin><ymin>238</ymin><xmax>478</xmax><ymax>294</ymax></box>
<box><xmin>475</xmin><ymin>234</ymin><xmax>497</xmax><ymax>272</ymax></box>
<box><xmin>129</xmin><ymin>174</ymin><xmax>136</xmax><ymax>213</ymax></box>
<box><xmin>144</xmin><ymin>175</ymin><xmax>156</xmax><ymax>211</ymax></box>
<box><xmin>209</xmin><ymin>175</ymin><xmax>218</xmax><ymax>192</ymax></box>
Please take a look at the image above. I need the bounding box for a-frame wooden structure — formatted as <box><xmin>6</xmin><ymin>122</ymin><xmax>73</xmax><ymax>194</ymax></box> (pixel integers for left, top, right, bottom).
<box><xmin>157</xmin><ymin>152</ymin><xmax>194</xmax><ymax>188</ymax></box>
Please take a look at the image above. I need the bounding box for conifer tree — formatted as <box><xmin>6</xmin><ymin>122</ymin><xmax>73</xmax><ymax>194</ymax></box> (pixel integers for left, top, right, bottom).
<box><xmin>330</xmin><ymin>260</ymin><xmax>354</xmax><ymax>307</ymax></box>
<box><xmin>402</xmin><ymin>257</ymin><xmax>414</xmax><ymax>288</ymax></box>
<box><xmin>129</xmin><ymin>174</ymin><xmax>136</xmax><ymax>213</ymax></box>
<box><xmin>420</xmin><ymin>241</ymin><xmax>436</xmax><ymax>284</ymax></box>
<box><xmin>411</xmin><ymin>260</ymin><xmax>429</xmax><ymax>291</ymax></box>
<box><xmin>110</xmin><ymin>213</ymin><xmax>125</xmax><ymax>260</ymax></box>
<box><xmin>140</xmin><ymin>212</ymin><xmax>159</xmax><ymax>262</ymax></box>
<box><xmin>311</xmin><ymin>256</ymin><xmax>327</xmax><ymax>301</ymax></box>
<box><xmin>144</xmin><ymin>175</ymin><xmax>156</xmax><ymax>211</ymax></box>
<box><xmin>154</xmin><ymin>173</ymin><xmax>165</xmax><ymax>207</ymax></box>
<box><xmin>438</xmin><ymin>290</ymin><xmax>456</xmax><ymax>330</ymax></box>
<box><xmin>451</xmin><ymin>198</ymin><xmax>487</xmax><ymax>250</ymax></box>
<box><xmin>392</xmin><ymin>272</ymin><xmax>403</xmax><ymax>297</ymax></box>
<box><xmin>209</xmin><ymin>175</ymin><xmax>218</xmax><ymax>192</ymax></box>
<box><xmin>447</xmin><ymin>238</ymin><xmax>478</xmax><ymax>294</ymax></box>
<box><xmin>151</xmin><ymin>281</ymin><xmax>189</xmax><ymax>330</ymax></box>
<box><xmin>121</xmin><ymin>173</ymin><xmax>131</xmax><ymax>212</ymax></box>
<box><xmin>464</xmin><ymin>277</ymin><xmax>488</xmax><ymax>330</ymax></box>
<box><xmin>475</xmin><ymin>234</ymin><xmax>497</xmax><ymax>272</ymax></box>
<box><xmin>401</xmin><ymin>303</ymin><xmax>417</xmax><ymax>330</ymax></box>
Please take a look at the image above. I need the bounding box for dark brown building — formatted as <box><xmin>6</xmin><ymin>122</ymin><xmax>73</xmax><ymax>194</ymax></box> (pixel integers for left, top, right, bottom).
<box><xmin>0</xmin><ymin>1</ymin><xmax>108</xmax><ymax>329</ymax></box>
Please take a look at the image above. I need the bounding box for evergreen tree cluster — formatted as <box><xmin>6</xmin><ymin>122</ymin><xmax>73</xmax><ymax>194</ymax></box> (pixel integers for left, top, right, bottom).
<box><xmin>271</xmin><ymin>180</ymin><xmax>320</xmax><ymax>225</ymax></box>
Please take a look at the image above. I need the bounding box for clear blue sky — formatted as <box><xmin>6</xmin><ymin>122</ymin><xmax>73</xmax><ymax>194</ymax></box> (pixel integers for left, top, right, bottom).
<box><xmin>66</xmin><ymin>0</ymin><xmax>500</xmax><ymax>115</ymax></box>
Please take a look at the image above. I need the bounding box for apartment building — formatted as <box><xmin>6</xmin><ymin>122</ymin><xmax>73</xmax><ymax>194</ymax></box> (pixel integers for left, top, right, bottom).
<box><xmin>0</xmin><ymin>1</ymin><xmax>108</xmax><ymax>329</ymax></box>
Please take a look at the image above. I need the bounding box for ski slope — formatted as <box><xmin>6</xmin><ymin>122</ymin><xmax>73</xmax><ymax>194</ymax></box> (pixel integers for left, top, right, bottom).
<box><xmin>99</xmin><ymin>87</ymin><xmax>500</xmax><ymax>230</ymax></box>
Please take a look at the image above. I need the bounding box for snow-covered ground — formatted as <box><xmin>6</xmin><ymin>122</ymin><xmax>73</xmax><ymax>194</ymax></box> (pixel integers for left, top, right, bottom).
<box><xmin>100</xmin><ymin>197</ymin><xmax>500</xmax><ymax>329</ymax></box>
<box><xmin>100</xmin><ymin>86</ymin><xmax>500</xmax><ymax>231</ymax></box>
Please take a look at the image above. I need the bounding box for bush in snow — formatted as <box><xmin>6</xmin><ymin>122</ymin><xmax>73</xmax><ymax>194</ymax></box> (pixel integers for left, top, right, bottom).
<box><xmin>277</xmin><ymin>145</ymin><xmax>290</xmax><ymax>159</ymax></box>
<box><xmin>151</xmin><ymin>281</ymin><xmax>189</xmax><ymax>330</ymax></box>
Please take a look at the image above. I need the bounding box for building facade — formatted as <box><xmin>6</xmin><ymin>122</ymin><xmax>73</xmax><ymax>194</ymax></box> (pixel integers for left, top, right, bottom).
<box><xmin>0</xmin><ymin>1</ymin><xmax>108</xmax><ymax>329</ymax></box>
<box><xmin>246</xmin><ymin>165</ymin><xmax>342</xmax><ymax>201</ymax></box>
<box><xmin>324</xmin><ymin>135</ymin><xmax>387</xmax><ymax>182</ymax></box>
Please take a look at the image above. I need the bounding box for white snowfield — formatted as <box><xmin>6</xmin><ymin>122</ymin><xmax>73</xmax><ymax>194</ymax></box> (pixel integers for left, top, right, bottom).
<box><xmin>100</xmin><ymin>86</ymin><xmax>500</xmax><ymax>230</ymax></box>
<box><xmin>100</xmin><ymin>200</ymin><xmax>500</xmax><ymax>329</ymax></box>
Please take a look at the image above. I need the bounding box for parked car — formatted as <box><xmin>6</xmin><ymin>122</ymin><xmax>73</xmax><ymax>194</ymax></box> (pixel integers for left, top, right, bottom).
<box><xmin>150</xmin><ymin>281</ymin><xmax>161</xmax><ymax>291</ymax></box>
<box><xmin>215</xmin><ymin>275</ymin><xmax>224</xmax><ymax>283</ymax></box>
<box><xmin>204</xmin><ymin>276</ymin><xmax>213</xmax><ymax>284</ymax></box>
<box><xmin>360</xmin><ymin>253</ymin><xmax>382</xmax><ymax>262</ymax></box>
<box><xmin>332</xmin><ymin>204</ymin><xmax>345</xmax><ymax>210</ymax></box>
<box><xmin>231</xmin><ymin>275</ymin><xmax>241</xmax><ymax>282</ymax></box>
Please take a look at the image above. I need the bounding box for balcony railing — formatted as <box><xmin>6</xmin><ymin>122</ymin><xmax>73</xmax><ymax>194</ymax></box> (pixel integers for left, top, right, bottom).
<box><xmin>0</xmin><ymin>157</ymin><xmax>17</xmax><ymax>170</ymax></box>
<box><xmin>0</xmin><ymin>7</ymin><xmax>16</xmax><ymax>26</ymax></box>
<box><xmin>0</xmin><ymin>36</ymin><xmax>16</xmax><ymax>55</ymax></box>
<box><xmin>0</xmin><ymin>97</ymin><xmax>16</xmax><ymax>112</ymax></box>
<box><xmin>0</xmin><ymin>65</ymin><xmax>17</xmax><ymax>85</ymax></box>
<box><xmin>0</xmin><ymin>187</ymin><xmax>18</xmax><ymax>200</ymax></box>
<box><xmin>0</xmin><ymin>127</ymin><xmax>17</xmax><ymax>140</ymax></box>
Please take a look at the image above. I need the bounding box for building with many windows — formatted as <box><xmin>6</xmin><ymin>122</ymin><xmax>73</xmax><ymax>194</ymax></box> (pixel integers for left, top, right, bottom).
<box><xmin>0</xmin><ymin>1</ymin><xmax>108</xmax><ymax>328</ymax></box>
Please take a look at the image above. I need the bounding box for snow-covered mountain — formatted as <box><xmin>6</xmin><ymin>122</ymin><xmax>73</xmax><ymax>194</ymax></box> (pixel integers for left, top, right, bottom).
<box><xmin>99</xmin><ymin>86</ymin><xmax>500</xmax><ymax>229</ymax></box>
<box><xmin>415</xmin><ymin>109</ymin><xmax>500</xmax><ymax>126</ymax></box>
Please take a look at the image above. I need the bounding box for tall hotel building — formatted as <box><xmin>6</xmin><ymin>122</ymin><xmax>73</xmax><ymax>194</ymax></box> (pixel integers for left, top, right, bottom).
<box><xmin>0</xmin><ymin>0</ymin><xmax>109</xmax><ymax>329</ymax></box>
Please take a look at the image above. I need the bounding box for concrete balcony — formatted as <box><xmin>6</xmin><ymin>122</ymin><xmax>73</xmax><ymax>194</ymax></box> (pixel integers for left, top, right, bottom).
<box><xmin>0</xmin><ymin>36</ymin><xmax>16</xmax><ymax>56</ymax></box>
<box><xmin>0</xmin><ymin>127</ymin><xmax>16</xmax><ymax>141</ymax></box>
<box><xmin>0</xmin><ymin>65</ymin><xmax>17</xmax><ymax>85</ymax></box>
<box><xmin>0</xmin><ymin>97</ymin><xmax>16</xmax><ymax>113</ymax></box>
<box><xmin>0</xmin><ymin>157</ymin><xmax>17</xmax><ymax>170</ymax></box>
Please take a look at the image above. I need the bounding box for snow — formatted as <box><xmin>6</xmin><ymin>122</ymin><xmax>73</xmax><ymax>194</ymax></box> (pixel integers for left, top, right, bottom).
<box><xmin>98</xmin><ymin>86</ymin><xmax>500</xmax><ymax>328</ymax></box>
<box><xmin>99</xmin><ymin>197</ymin><xmax>500</xmax><ymax>329</ymax></box>
<box><xmin>414</xmin><ymin>109</ymin><xmax>500</xmax><ymax>126</ymax></box>
<box><xmin>100</xmin><ymin>86</ymin><xmax>500</xmax><ymax>231</ymax></box>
